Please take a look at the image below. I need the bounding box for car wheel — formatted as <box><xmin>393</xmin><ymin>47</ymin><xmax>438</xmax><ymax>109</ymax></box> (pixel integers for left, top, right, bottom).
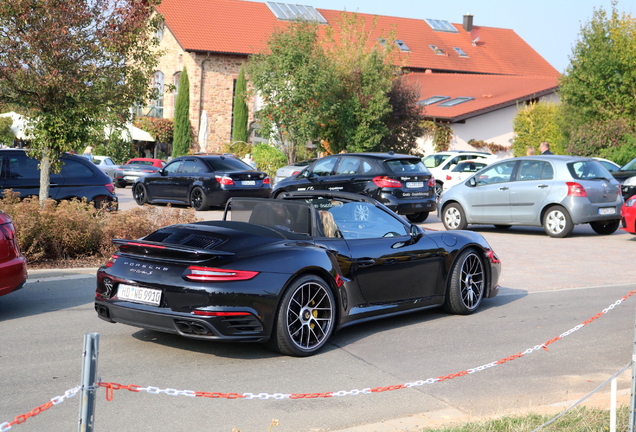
<box><xmin>434</xmin><ymin>182</ymin><xmax>443</xmax><ymax>198</ymax></box>
<box><xmin>590</xmin><ymin>220</ymin><xmax>620</xmax><ymax>235</ymax></box>
<box><xmin>406</xmin><ymin>212</ymin><xmax>429</xmax><ymax>223</ymax></box>
<box><xmin>133</xmin><ymin>183</ymin><xmax>148</xmax><ymax>205</ymax></box>
<box><xmin>543</xmin><ymin>206</ymin><xmax>573</xmax><ymax>238</ymax></box>
<box><xmin>442</xmin><ymin>203</ymin><xmax>467</xmax><ymax>230</ymax></box>
<box><xmin>443</xmin><ymin>248</ymin><xmax>485</xmax><ymax>315</ymax></box>
<box><xmin>269</xmin><ymin>274</ymin><xmax>335</xmax><ymax>357</ymax></box>
<box><xmin>353</xmin><ymin>203</ymin><xmax>370</xmax><ymax>221</ymax></box>
<box><xmin>272</xmin><ymin>189</ymin><xmax>286</xmax><ymax>199</ymax></box>
<box><xmin>190</xmin><ymin>187</ymin><xmax>209</xmax><ymax>211</ymax></box>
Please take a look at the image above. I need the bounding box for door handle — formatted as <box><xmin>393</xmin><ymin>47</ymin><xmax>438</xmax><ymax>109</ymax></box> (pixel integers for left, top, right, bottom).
<box><xmin>355</xmin><ymin>258</ymin><xmax>376</xmax><ymax>268</ymax></box>
<box><xmin>498</xmin><ymin>186</ymin><xmax>509</xmax><ymax>191</ymax></box>
<box><xmin>537</xmin><ymin>184</ymin><xmax>549</xmax><ymax>188</ymax></box>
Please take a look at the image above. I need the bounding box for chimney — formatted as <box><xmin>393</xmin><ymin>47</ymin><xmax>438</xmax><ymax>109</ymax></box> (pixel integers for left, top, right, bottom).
<box><xmin>463</xmin><ymin>14</ymin><xmax>473</xmax><ymax>32</ymax></box>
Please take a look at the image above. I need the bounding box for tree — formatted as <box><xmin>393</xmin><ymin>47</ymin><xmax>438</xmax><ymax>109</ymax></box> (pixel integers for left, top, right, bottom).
<box><xmin>247</xmin><ymin>21</ymin><xmax>332</xmax><ymax>164</ymax></box>
<box><xmin>512</xmin><ymin>102</ymin><xmax>566</xmax><ymax>156</ymax></box>
<box><xmin>172</xmin><ymin>66</ymin><xmax>192</xmax><ymax>157</ymax></box>
<box><xmin>0</xmin><ymin>117</ymin><xmax>14</xmax><ymax>147</ymax></box>
<box><xmin>0</xmin><ymin>0</ymin><xmax>162</xmax><ymax>205</ymax></box>
<box><xmin>232</xmin><ymin>65</ymin><xmax>249</xmax><ymax>144</ymax></box>
<box><xmin>559</xmin><ymin>2</ymin><xmax>636</xmax><ymax>131</ymax></box>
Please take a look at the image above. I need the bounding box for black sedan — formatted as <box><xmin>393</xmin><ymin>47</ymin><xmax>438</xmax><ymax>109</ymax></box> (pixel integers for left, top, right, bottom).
<box><xmin>132</xmin><ymin>154</ymin><xmax>271</xmax><ymax>210</ymax></box>
<box><xmin>95</xmin><ymin>191</ymin><xmax>501</xmax><ymax>356</ymax></box>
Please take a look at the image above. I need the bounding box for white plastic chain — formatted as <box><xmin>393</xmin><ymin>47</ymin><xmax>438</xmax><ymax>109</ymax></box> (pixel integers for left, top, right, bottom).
<box><xmin>1</xmin><ymin>386</ymin><xmax>81</xmax><ymax>431</ymax></box>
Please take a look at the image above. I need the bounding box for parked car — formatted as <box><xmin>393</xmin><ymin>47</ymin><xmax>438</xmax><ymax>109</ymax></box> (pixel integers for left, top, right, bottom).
<box><xmin>132</xmin><ymin>154</ymin><xmax>271</xmax><ymax>210</ymax></box>
<box><xmin>621</xmin><ymin>196</ymin><xmax>636</xmax><ymax>234</ymax></box>
<box><xmin>611</xmin><ymin>156</ymin><xmax>636</xmax><ymax>200</ymax></box>
<box><xmin>439</xmin><ymin>155</ymin><xmax>623</xmax><ymax>238</ymax></box>
<box><xmin>272</xmin><ymin>152</ymin><xmax>436</xmax><ymax>222</ymax></box>
<box><xmin>0</xmin><ymin>149</ymin><xmax>118</xmax><ymax>210</ymax></box>
<box><xmin>92</xmin><ymin>156</ymin><xmax>119</xmax><ymax>180</ymax></box>
<box><xmin>593</xmin><ymin>157</ymin><xmax>620</xmax><ymax>173</ymax></box>
<box><xmin>274</xmin><ymin>158</ymin><xmax>317</xmax><ymax>184</ymax></box>
<box><xmin>114</xmin><ymin>158</ymin><xmax>166</xmax><ymax>188</ymax></box>
<box><xmin>0</xmin><ymin>210</ymin><xmax>27</xmax><ymax>297</ymax></box>
<box><xmin>442</xmin><ymin>159</ymin><xmax>494</xmax><ymax>192</ymax></box>
<box><xmin>422</xmin><ymin>151</ymin><xmax>499</xmax><ymax>197</ymax></box>
<box><xmin>95</xmin><ymin>191</ymin><xmax>501</xmax><ymax>356</ymax></box>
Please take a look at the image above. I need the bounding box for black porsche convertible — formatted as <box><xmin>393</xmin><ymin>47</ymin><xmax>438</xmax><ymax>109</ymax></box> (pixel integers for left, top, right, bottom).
<box><xmin>95</xmin><ymin>191</ymin><xmax>501</xmax><ymax>356</ymax></box>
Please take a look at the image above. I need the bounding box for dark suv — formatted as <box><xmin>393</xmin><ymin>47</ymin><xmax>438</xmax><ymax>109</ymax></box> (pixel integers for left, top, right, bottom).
<box><xmin>0</xmin><ymin>149</ymin><xmax>118</xmax><ymax>209</ymax></box>
<box><xmin>271</xmin><ymin>152</ymin><xmax>437</xmax><ymax>222</ymax></box>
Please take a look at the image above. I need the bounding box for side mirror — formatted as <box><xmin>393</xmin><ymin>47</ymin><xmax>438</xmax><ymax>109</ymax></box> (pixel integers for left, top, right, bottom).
<box><xmin>410</xmin><ymin>224</ymin><xmax>423</xmax><ymax>240</ymax></box>
<box><xmin>158</xmin><ymin>168</ymin><xmax>166</xmax><ymax>175</ymax></box>
<box><xmin>468</xmin><ymin>177</ymin><xmax>477</xmax><ymax>187</ymax></box>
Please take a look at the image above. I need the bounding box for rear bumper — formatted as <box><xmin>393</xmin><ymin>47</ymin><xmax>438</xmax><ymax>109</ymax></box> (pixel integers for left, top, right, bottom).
<box><xmin>0</xmin><ymin>257</ymin><xmax>27</xmax><ymax>297</ymax></box>
<box><xmin>379</xmin><ymin>193</ymin><xmax>437</xmax><ymax>215</ymax></box>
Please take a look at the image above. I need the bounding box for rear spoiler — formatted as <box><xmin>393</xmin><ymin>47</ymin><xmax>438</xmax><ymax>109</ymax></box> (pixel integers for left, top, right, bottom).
<box><xmin>112</xmin><ymin>239</ymin><xmax>234</xmax><ymax>262</ymax></box>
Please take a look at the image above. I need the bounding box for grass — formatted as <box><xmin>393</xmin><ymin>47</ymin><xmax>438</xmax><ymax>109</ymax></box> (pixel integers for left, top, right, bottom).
<box><xmin>420</xmin><ymin>406</ymin><xmax>631</xmax><ymax>432</ymax></box>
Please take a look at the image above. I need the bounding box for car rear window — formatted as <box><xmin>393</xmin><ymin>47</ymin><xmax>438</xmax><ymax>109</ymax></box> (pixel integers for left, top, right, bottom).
<box><xmin>422</xmin><ymin>154</ymin><xmax>450</xmax><ymax>169</ymax></box>
<box><xmin>207</xmin><ymin>157</ymin><xmax>253</xmax><ymax>171</ymax></box>
<box><xmin>385</xmin><ymin>159</ymin><xmax>428</xmax><ymax>174</ymax></box>
<box><xmin>568</xmin><ymin>160</ymin><xmax>612</xmax><ymax>180</ymax></box>
<box><xmin>60</xmin><ymin>159</ymin><xmax>96</xmax><ymax>178</ymax></box>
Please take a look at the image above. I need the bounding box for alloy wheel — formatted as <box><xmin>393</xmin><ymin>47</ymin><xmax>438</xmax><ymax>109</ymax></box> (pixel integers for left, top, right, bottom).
<box><xmin>285</xmin><ymin>280</ymin><xmax>334</xmax><ymax>352</ymax></box>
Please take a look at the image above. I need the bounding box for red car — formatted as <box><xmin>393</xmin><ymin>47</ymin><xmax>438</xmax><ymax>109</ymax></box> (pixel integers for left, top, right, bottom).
<box><xmin>114</xmin><ymin>158</ymin><xmax>167</xmax><ymax>188</ymax></box>
<box><xmin>621</xmin><ymin>197</ymin><xmax>636</xmax><ymax>234</ymax></box>
<box><xmin>126</xmin><ymin>158</ymin><xmax>166</xmax><ymax>168</ymax></box>
<box><xmin>0</xmin><ymin>210</ymin><xmax>27</xmax><ymax>296</ymax></box>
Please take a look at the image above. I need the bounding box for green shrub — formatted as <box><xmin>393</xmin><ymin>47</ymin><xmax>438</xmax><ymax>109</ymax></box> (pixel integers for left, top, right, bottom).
<box><xmin>252</xmin><ymin>143</ymin><xmax>287</xmax><ymax>179</ymax></box>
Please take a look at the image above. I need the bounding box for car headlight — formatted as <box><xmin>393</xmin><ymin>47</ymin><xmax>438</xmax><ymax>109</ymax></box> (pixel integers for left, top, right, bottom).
<box><xmin>626</xmin><ymin>198</ymin><xmax>636</xmax><ymax>207</ymax></box>
<box><xmin>624</xmin><ymin>176</ymin><xmax>636</xmax><ymax>186</ymax></box>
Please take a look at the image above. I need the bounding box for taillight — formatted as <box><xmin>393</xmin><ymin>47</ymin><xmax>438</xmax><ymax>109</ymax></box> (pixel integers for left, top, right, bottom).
<box><xmin>291</xmin><ymin>170</ymin><xmax>301</xmax><ymax>176</ymax></box>
<box><xmin>141</xmin><ymin>169</ymin><xmax>155</xmax><ymax>173</ymax></box>
<box><xmin>373</xmin><ymin>176</ymin><xmax>402</xmax><ymax>188</ymax></box>
<box><xmin>105</xmin><ymin>254</ymin><xmax>119</xmax><ymax>268</ymax></box>
<box><xmin>215</xmin><ymin>175</ymin><xmax>235</xmax><ymax>185</ymax></box>
<box><xmin>263</xmin><ymin>177</ymin><xmax>271</xmax><ymax>184</ymax></box>
<box><xmin>192</xmin><ymin>310</ymin><xmax>252</xmax><ymax>316</ymax></box>
<box><xmin>566</xmin><ymin>182</ymin><xmax>587</xmax><ymax>197</ymax></box>
<box><xmin>105</xmin><ymin>183</ymin><xmax>115</xmax><ymax>194</ymax></box>
<box><xmin>184</xmin><ymin>266</ymin><xmax>259</xmax><ymax>282</ymax></box>
<box><xmin>0</xmin><ymin>223</ymin><xmax>19</xmax><ymax>257</ymax></box>
<box><xmin>428</xmin><ymin>177</ymin><xmax>436</xmax><ymax>187</ymax></box>
<box><xmin>445</xmin><ymin>174</ymin><xmax>452</xmax><ymax>181</ymax></box>
<box><xmin>486</xmin><ymin>249</ymin><xmax>501</xmax><ymax>264</ymax></box>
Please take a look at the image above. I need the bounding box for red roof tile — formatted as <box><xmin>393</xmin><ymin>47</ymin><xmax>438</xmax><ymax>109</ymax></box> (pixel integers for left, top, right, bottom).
<box><xmin>157</xmin><ymin>0</ymin><xmax>559</xmax><ymax>77</ymax></box>
<box><xmin>404</xmin><ymin>73</ymin><xmax>559</xmax><ymax>121</ymax></box>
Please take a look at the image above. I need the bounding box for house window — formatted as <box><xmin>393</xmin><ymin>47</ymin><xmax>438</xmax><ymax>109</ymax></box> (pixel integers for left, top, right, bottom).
<box><xmin>154</xmin><ymin>21</ymin><xmax>164</xmax><ymax>41</ymax></box>
<box><xmin>395</xmin><ymin>40</ymin><xmax>410</xmax><ymax>52</ymax></box>
<box><xmin>438</xmin><ymin>97</ymin><xmax>474</xmax><ymax>107</ymax></box>
<box><xmin>425</xmin><ymin>18</ymin><xmax>459</xmax><ymax>33</ymax></box>
<box><xmin>429</xmin><ymin>45</ymin><xmax>445</xmax><ymax>55</ymax></box>
<box><xmin>454</xmin><ymin>47</ymin><xmax>469</xmax><ymax>58</ymax></box>
<box><xmin>148</xmin><ymin>71</ymin><xmax>165</xmax><ymax>117</ymax></box>
<box><xmin>173</xmin><ymin>72</ymin><xmax>181</xmax><ymax>108</ymax></box>
<box><xmin>417</xmin><ymin>96</ymin><xmax>450</xmax><ymax>106</ymax></box>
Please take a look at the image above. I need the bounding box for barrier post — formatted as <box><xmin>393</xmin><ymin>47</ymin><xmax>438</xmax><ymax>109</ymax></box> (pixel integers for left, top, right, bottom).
<box><xmin>78</xmin><ymin>333</ymin><xmax>100</xmax><ymax>432</ymax></box>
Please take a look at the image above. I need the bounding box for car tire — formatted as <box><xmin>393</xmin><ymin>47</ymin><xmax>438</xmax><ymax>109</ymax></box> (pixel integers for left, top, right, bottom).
<box><xmin>133</xmin><ymin>183</ymin><xmax>148</xmax><ymax>205</ymax></box>
<box><xmin>443</xmin><ymin>248</ymin><xmax>485</xmax><ymax>315</ymax></box>
<box><xmin>434</xmin><ymin>182</ymin><xmax>443</xmax><ymax>198</ymax></box>
<box><xmin>268</xmin><ymin>274</ymin><xmax>336</xmax><ymax>357</ymax></box>
<box><xmin>543</xmin><ymin>205</ymin><xmax>573</xmax><ymax>238</ymax></box>
<box><xmin>590</xmin><ymin>220</ymin><xmax>620</xmax><ymax>235</ymax></box>
<box><xmin>272</xmin><ymin>189</ymin><xmax>286</xmax><ymax>199</ymax></box>
<box><xmin>442</xmin><ymin>203</ymin><xmax>467</xmax><ymax>230</ymax></box>
<box><xmin>406</xmin><ymin>212</ymin><xmax>429</xmax><ymax>223</ymax></box>
<box><xmin>190</xmin><ymin>187</ymin><xmax>209</xmax><ymax>211</ymax></box>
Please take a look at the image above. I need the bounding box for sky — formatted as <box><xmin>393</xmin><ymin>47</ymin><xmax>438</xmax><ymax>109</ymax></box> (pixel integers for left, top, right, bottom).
<box><xmin>305</xmin><ymin>0</ymin><xmax>636</xmax><ymax>73</ymax></box>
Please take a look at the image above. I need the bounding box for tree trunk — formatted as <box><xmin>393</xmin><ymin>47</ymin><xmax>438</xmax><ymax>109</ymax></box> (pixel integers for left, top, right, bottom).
<box><xmin>38</xmin><ymin>149</ymin><xmax>51</xmax><ymax>209</ymax></box>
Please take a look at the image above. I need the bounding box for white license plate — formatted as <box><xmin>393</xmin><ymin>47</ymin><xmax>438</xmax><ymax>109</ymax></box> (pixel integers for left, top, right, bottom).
<box><xmin>242</xmin><ymin>180</ymin><xmax>256</xmax><ymax>186</ymax></box>
<box><xmin>598</xmin><ymin>207</ymin><xmax>616</xmax><ymax>215</ymax></box>
<box><xmin>117</xmin><ymin>284</ymin><xmax>161</xmax><ymax>306</ymax></box>
<box><xmin>406</xmin><ymin>182</ymin><xmax>424</xmax><ymax>188</ymax></box>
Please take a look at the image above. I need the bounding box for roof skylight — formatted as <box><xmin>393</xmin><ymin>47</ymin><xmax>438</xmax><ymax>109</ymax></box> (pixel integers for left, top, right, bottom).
<box><xmin>425</xmin><ymin>18</ymin><xmax>459</xmax><ymax>33</ymax></box>
<box><xmin>395</xmin><ymin>40</ymin><xmax>410</xmax><ymax>52</ymax></box>
<box><xmin>417</xmin><ymin>96</ymin><xmax>450</xmax><ymax>106</ymax></box>
<box><xmin>266</xmin><ymin>2</ymin><xmax>328</xmax><ymax>24</ymax></box>
<box><xmin>429</xmin><ymin>45</ymin><xmax>445</xmax><ymax>55</ymax></box>
<box><xmin>438</xmin><ymin>97</ymin><xmax>474</xmax><ymax>107</ymax></box>
<box><xmin>454</xmin><ymin>47</ymin><xmax>469</xmax><ymax>58</ymax></box>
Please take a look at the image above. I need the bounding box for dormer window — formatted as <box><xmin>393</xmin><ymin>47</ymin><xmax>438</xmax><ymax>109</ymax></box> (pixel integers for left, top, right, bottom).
<box><xmin>429</xmin><ymin>45</ymin><xmax>445</xmax><ymax>55</ymax></box>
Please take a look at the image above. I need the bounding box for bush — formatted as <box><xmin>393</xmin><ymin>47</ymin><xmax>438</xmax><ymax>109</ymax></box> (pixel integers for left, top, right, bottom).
<box><xmin>0</xmin><ymin>190</ymin><xmax>199</xmax><ymax>264</ymax></box>
<box><xmin>252</xmin><ymin>143</ymin><xmax>287</xmax><ymax>178</ymax></box>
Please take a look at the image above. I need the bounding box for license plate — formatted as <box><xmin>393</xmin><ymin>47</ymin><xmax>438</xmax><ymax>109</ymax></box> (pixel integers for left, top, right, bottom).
<box><xmin>406</xmin><ymin>182</ymin><xmax>424</xmax><ymax>188</ymax></box>
<box><xmin>242</xmin><ymin>180</ymin><xmax>256</xmax><ymax>186</ymax></box>
<box><xmin>117</xmin><ymin>283</ymin><xmax>161</xmax><ymax>306</ymax></box>
<box><xmin>599</xmin><ymin>207</ymin><xmax>616</xmax><ymax>215</ymax></box>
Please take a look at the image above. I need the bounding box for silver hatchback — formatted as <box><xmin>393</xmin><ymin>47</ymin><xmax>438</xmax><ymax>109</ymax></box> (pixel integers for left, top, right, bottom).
<box><xmin>439</xmin><ymin>155</ymin><xmax>623</xmax><ymax>237</ymax></box>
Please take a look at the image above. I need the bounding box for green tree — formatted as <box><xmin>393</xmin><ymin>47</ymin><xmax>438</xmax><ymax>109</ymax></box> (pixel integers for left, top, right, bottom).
<box><xmin>172</xmin><ymin>67</ymin><xmax>192</xmax><ymax>157</ymax></box>
<box><xmin>512</xmin><ymin>102</ymin><xmax>566</xmax><ymax>156</ymax></box>
<box><xmin>247</xmin><ymin>21</ymin><xmax>332</xmax><ymax>164</ymax></box>
<box><xmin>559</xmin><ymin>3</ymin><xmax>636</xmax><ymax>129</ymax></box>
<box><xmin>232</xmin><ymin>65</ymin><xmax>249</xmax><ymax>144</ymax></box>
<box><xmin>0</xmin><ymin>117</ymin><xmax>14</xmax><ymax>147</ymax></box>
<box><xmin>0</xmin><ymin>0</ymin><xmax>162</xmax><ymax>205</ymax></box>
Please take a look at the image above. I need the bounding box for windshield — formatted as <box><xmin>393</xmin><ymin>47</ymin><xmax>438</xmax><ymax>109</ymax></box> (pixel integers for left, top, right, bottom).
<box><xmin>621</xmin><ymin>157</ymin><xmax>636</xmax><ymax>171</ymax></box>
<box><xmin>422</xmin><ymin>154</ymin><xmax>450</xmax><ymax>169</ymax></box>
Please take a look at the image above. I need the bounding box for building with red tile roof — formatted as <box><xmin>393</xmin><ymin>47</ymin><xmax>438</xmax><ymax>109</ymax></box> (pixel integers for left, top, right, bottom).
<box><xmin>149</xmin><ymin>0</ymin><xmax>560</xmax><ymax>154</ymax></box>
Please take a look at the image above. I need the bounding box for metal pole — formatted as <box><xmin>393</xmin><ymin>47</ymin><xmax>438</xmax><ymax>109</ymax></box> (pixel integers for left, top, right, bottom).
<box><xmin>78</xmin><ymin>333</ymin><xmax>100</xmax><ymax>432</ymax></box>
<box><xmin>630</xmin><ymin>308</ymin><xmax>636</xmax><ymax>432</ymax></box>
<box><xmin>611</xmin><ymin>377</ymin><xmax>617</xmax><ymax>432</ymax></box>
